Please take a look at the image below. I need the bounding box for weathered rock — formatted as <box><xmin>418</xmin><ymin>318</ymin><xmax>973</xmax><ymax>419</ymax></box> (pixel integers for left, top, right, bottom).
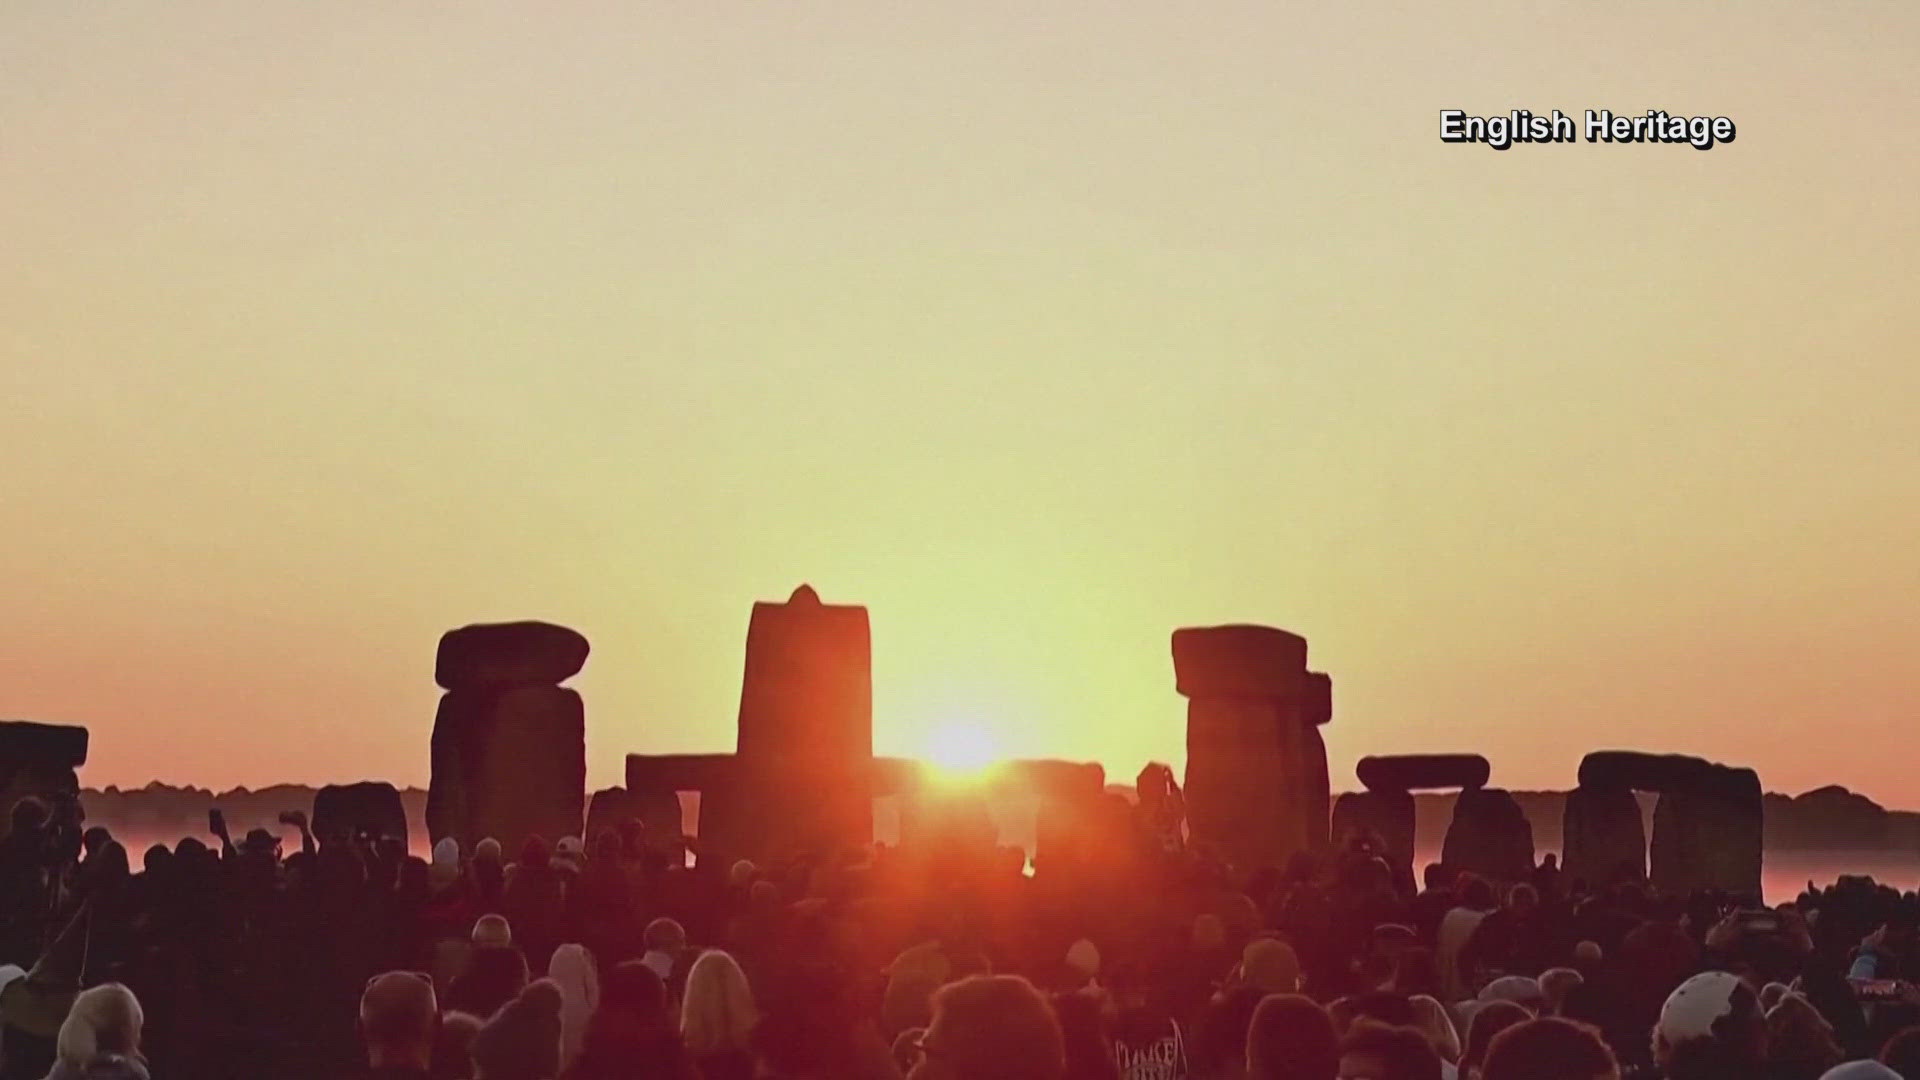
<box><xmin>1299</xmin><ymin>674</ymin><xmax>1333</xmax><ymax>850</ymax></box>
<box><xmin>0</xmin><ymin>721</ymin><xmax>89</xmax><ymax>843</ymax></box>
<box><xmin>588</xmin><ymin>783</ymin><xmax>689</xmax><ymax>852</ymax></box>
<box><xmin>1332</xmin><ymin>789</ymin><xmax>1416</xmax><ymax>892</ymax></box>
<box><xmin>1173</xmin><ymin>624</ymin><xmax>1327</xmax><ymax>873</ymax></box>
<box><xmin>428</xmin><ymin>686</ymin><xmax>586</xmax><ymax>852</ymax></box>
<box><xmin>1441</xmin><ymin>788</ymin><xmax>1535</xmax><ymax>883</ymax></box>
<box><xmin>434</xmin><ymin>621</ymin><xmax>589</xmax><ymax>691</ymax></box>
<box><xmin>1172</xmin><ymin>625</ymin><xmax>1308</xmax><ymax>698</ymax></box>
<box><xmin>701</xmin><ymin>585</ymin><xmax>874</xmax><ymax>863</ymax></box>
<box><xmin>1358</xmin><ymin>754</ymin><xmax>1490</xmax><ymax>793</ymax></box>
<box><xmin>312</xmin><ymin>782</ymin><xmax>408</xmax><ymax>847</ymax></box>
<box><xmin>1560</xmin><ymin>784</ymin><xmax>1646</xmax><ymax>887</ymax></box>
<box><xmin>1578</xmin><ymin>751</ymin><xmax>1754</xmax><ymax>798</ymax></box>
<box><xmin>1303</xmin><ymin>672</ymin><xmax>1333</xmax><ymax>726</ymax></box>
<box><xmin>1577</xmin><ymin>752</ymin><xmax>1763</xmax><ymax>898</ymax></box>
<box><xmin>1649</xmin><ymin>765</ymin><xmax>1763</xmax><ymax>899</ymax></box>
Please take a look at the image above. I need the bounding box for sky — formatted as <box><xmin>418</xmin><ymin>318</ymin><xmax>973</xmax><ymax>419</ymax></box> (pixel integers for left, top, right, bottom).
<box><xmin>4</xmin><ymin>2</ymin><xmax>1918</xmax><ymax>804</ymax></box>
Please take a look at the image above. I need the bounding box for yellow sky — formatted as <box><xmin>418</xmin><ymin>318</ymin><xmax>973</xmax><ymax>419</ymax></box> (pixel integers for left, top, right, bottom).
<box><xmin>4</xmin><ymin>2</ymin><xmax>1918</xmax><ymax>804</ymax></box>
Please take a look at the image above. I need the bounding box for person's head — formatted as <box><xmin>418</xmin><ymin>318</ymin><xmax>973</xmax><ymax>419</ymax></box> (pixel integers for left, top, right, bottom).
<box><xmin>909</xmin><ymin>974</ymin><xmax>1065</xmax><ymax>1080</ymax></box>
<box><xmin>644</xmin><ymin>916</ymin><xmax>687</xmax><ymax>955</ymax></box>
<box><xmin>1459</xmin><ymin>877</ymin><xmax>1497</xmax><ymax>912</ymax></box>
<box><xmin>599</xmin><ymin>960</ymin><xmax>669</xmax><ymax>1022</ymax></box>
<box><xmin>1202</xmin><ymin>986</ymin><xmax>1269</xmax><ymax>1071</ymax></box>
<box><xmin>1242</xmin><ymin>939</ymin><xmax>1303</xmax><ymax>995</ymax></box>
<box><xmin>1422</xmin><ymin>864</ymin><xmax>1451</xmax><ymax>892</ymax></box>
<box><xmin>1246</xmin><ymin>994</ymin><xmax>1338</xmax><ymax>1080</ymax></box>
<box><xmin>470</xmin><ymin>979</ymin><xmax>563</xmax><ymax>1080</ymax></box>
<box><xmin>1477</xmin><ymin>976</ymin><xmax>1546</xmax><ymax>1016</ymax></box>
<box><xmin>1880</xmin><ymin>1024</ymin><xmax>1920</xmax><ymax>1077</ymax></box>
<box><xmin>1480</xmin><ymin>1018</ymin><xmax>1618</xmax><ymax>1080</ymax></box>
<box><xmin>1818</xmin><ymin>1063</ymin><xmax>1903</xmax><ymax>1080</ymax></box>
<box><xmin>1506</xmin><ymin>883</ymin><xmax>1539</xmax><ymax>916</ymax></box>
<box><xmin>55</xmin><ymin>983</ymin><xmax>144</xmax><ymax>1067</ymax></box>
<box><xmin>1337</xmin><ymin>1023</ymin><xmax>1443</xmax><ymax>1080</ymax></box>
<box><xmin>1653</xmin><ymin>971</ymin><xmax>1768</xmax><ymax>1080</ymax></box>
<box><xmin>1766</xmin><ymin>994</ymin><xmax>1842</xmax><ymax>1078</ymax></box>
<box><xmin>361</xmin><ymin>971</ymin><xmax>439</xmax><ymax>1070</ymax></box>
<box><xmin>1538</xmin><ymin>968</ymin><xmax>1584</xmax><ymax>1015</ymax></box>
<box><xmin>473</xmin><ymin>914</ymin><xmax>513</xmax><ymax>950</ymax></box>
<box><xmin>1461</xmin><ymin>1000</ymin><xmax>1530</xmax><ymax>1075</ymax></box>
<box><xmin>1405</xmin><ymin>997</ymin><xmax>1459</xmax><ymax>1065</ymax></box>
<box><xmin>432</xmin><ymin>1011</ymin><xmax>483</xmax><ymax>1080</ymax></box>
<box><xmin>682</xmin><ymin>949</ymin><xmax>757</xmax><ymax>1056</ymax></box>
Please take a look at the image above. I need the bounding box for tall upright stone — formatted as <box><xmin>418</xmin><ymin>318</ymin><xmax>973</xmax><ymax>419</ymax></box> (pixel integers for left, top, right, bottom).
<box><xmin>427</xmin><ymin>621</ymin><xmax>589</xmax><ymax>853</ymax></box>
<box><xmin>1171</xmin><ymin>625</ymin><xmax>1326</xmax><ymax>872</ymax></box>
<box><xmin>0</xmin><ymin>722</ymin><xmax>88</xmax><ymax>842</ymax></box>
<box><xmin>1442</xmin><ymin>788</ymin><xmax>1535</xmax><ymax>883</ymax></box>
<box><xmin>1561</xmin><ymin>784</ymin><xmax>1646</xmax><ymax>888</ymax></box>
<box><xmin>1301</xmin><ymin>673</ymin><xmax>1334</xmax><ymax>852</ymax></box>
<box><xmin>699</xmin><ymin>585</ymin><xmax>873</xmax><ymax>863</ymax></box>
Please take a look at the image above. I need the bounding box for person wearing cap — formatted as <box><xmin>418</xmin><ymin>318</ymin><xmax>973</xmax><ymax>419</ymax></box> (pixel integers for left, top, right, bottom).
<box><xmin>1652</xmin><ymin>971</ymin><xmax>1768</xmax><ymax>1080</ymax></box>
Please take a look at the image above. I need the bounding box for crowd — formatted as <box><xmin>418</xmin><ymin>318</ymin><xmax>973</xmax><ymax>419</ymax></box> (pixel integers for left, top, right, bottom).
<box><xmin>4</xmin><ymin>780</ymin><xmax>1920</xmax><ymax>1080</ymax></box>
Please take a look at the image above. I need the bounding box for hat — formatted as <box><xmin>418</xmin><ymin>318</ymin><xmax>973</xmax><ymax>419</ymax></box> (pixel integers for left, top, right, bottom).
<box><xmin>473</xmin><ymin>914</ymin><xmax>513</xmax><ymax>950</ymax></box>
<box><xmin>1658</xmin><ymin>971</ymin><xmax>1758</xmax><ymax>1048</ymax></box>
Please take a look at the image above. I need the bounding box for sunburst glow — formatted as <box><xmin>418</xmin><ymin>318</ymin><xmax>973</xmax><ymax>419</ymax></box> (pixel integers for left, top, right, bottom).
<box><xmin>921</xmin><ymin>719</ymin><xmax>1003</xmax><ymax>782</ymax></box>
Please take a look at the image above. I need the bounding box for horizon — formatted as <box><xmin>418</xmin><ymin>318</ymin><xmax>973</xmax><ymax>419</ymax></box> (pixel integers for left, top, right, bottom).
<box><xmin>6</xmin><ymin>3</ymin><xmax>1919</xmax><ymax>804</ymax></box>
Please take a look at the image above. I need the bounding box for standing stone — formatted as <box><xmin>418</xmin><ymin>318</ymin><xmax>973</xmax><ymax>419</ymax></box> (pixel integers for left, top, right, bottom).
<box><xmin>1580</xmin><ymin>752</ymin><xmax>1763</xmax><ymax>899</ymax></box>
<box><xmin>1650</xmin><ymin>765</ymin><xmax>1763</xmax><ymax>899</ymax></box>
<box><xmin>312</xmin><ymin>782</ymin><xmax>409</xmax><ymax>848</ymax></box>
<box><xmin>1332</xmin><ymin>789</ymin><xmax>1416</xmax><ymax>892</ymax></box>
<box><xmin>698</xmin><ymin>585</ymin><xmax>873</xmax><ymax>863</ymax></box>
<box><xmin>1441</xmin><ymin>788</ymin><xmax>1535</xmax><ymax>884</ymax></box>
<box><xmin>1173</xmin><ymin>625</ymin><xmax>1323</xmax><ymax>872</ymax></box>
<box><xmin>0</xmin><ymin>722</ymin><xmax>88</xmax><ymax>843</ymax></box>
<box><xmin>1561</xmin><ymin>784</ymin><xmax>1646</xmax><ymax>887</ymax></box>
<box><xmin>1302</xmin><ymin>673</ymin><xmax>1334</xmax><ymax>852</ymax></box>
<box><xmin>427</xmin><ymin>622</ymin><xmax>589</xmax><ymax>853</ymax></box>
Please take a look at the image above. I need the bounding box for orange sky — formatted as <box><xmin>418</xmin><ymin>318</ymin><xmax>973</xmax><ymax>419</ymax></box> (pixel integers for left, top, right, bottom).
<box><xmin>4</xmin><ymin>3</ymin><xmax>1918</xmax><ymax>804</ymax></box>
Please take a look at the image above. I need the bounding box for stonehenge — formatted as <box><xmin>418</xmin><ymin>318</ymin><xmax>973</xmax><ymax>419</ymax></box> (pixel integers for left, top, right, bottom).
<box><xmin>1567</xmin><ymin>751</ymin><xmax>1762</xmax><ymax>898</ymax></box>
<box><xmin>0</xmin><ymin>722</ymin><xmax>88</xmax><ymax>843</ymax></box>
<box><xmin>1334</xmin><ymin>753</ymin><xmax>1533</xmax><ymax>891</ymax></box>
<box><xmin>1171</xmin><ymin>625</ymin><xmax>1331</xmax><ymax>872</ymax></box>
<box><xmin>312</xmin><ymin>781</ymin><xmax>408</xmax><ymax>847</ymax></box>
<box><xmin>427</xmin><ymin>621</ymin><xmax>589</xmax><ymax>853</ymax></box>
<box><xmin>628</xmin><ymin>586</ymin><xmax>878</xmax><ymax>864</ymax></box>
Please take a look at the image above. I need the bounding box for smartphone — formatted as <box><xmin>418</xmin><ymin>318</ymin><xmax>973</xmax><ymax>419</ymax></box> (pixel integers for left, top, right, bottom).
<box><xmin>207</xmin><ymin>808</ymin><xmax>225</xmax><ymax>833</ymax></box>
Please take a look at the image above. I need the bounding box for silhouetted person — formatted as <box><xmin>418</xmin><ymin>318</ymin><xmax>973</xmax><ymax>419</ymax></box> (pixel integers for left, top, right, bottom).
<box><xmin>361</xmin><ymin>971</ymin><xmax>439</xmax><ymax>1080</ymax></box>
<box><xmin>1245</xmin><ymin>994</ymin><xmax>1337</xmax><ymax>1080</ymax></box>
<box><xmin>1335</xmin><ymin>1024</ymin><xmax>1443</xmax><ymax>1080</ymax></box>
<box><xmin>908</xmin><ymin>975</ymin><xmax>1065</xmax><ymax>1080</ymax></box>
<box><xmin>1478</xmin><ymin>1018</ymin><xmax>1618</xmax><ymax>1080</ymax></box>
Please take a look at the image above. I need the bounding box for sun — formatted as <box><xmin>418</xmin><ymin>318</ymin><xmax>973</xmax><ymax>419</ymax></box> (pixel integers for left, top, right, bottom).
<box><xmin>922</xmin><ymin>719</ymin><xmax>1003</xmax><ymax>782</ymax></box>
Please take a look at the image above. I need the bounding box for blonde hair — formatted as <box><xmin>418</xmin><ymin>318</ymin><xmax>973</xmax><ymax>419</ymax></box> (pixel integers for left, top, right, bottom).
<box><xmin>56</xmin><ymin>983</ymin><xmax>143</xmax><ymax>1066</ymax></box>
<box><xmin>681</xmin><ymin>950</ymin><xmax>758</xmax><ymax>1056</ymax></box>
